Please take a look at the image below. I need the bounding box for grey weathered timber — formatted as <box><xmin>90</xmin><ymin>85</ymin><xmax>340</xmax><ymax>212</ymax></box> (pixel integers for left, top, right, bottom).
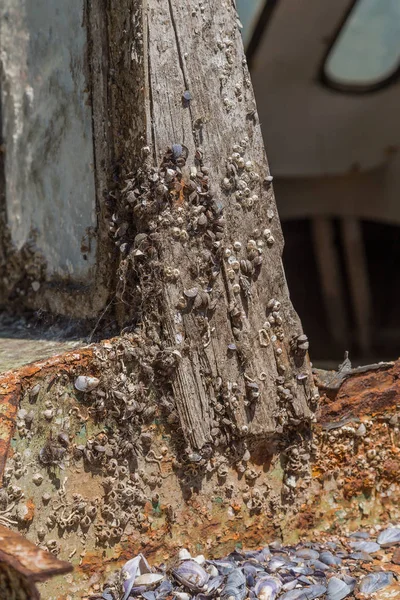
<box><xmin>93</xmin><ymin>0</ymin><xmax>317</xmax><ymax>449</ymax></box>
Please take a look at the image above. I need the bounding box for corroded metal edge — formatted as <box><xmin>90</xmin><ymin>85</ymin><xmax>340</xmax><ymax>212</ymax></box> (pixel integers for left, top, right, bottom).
<box><xmin>318</xmin><ymin>359</ymin><xmax>400</xmax><ymax>422</ymax></box>
<box><xmin>0</xmin><ymin>345</ymin><xmax>94</xmax><ymax>483</ymax></box>
<box><xmin>0</xmin><ymin>524</ymin><xmax>72</xmax><ymax>582</ymax></box>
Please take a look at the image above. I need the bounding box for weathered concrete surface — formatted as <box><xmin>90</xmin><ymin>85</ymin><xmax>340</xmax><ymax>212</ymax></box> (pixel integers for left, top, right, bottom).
<box><xmin>0</xmin><ymin>0</ymin><xmax>97</xmax><ymax>281</ymax></box>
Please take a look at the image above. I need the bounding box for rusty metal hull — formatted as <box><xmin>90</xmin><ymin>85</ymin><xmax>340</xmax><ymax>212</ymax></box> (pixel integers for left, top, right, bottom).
<box><xmin>0</xmin><ymin>342</ymin><xmax>399</xmax><ymax>598</ymax></box>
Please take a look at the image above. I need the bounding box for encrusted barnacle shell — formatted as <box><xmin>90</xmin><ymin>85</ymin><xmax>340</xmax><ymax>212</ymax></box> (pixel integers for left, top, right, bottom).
<box><xmin>74</xmin><ymin>375</ymin><xmax>100</xmax><ymax>392</ymax></box>
<box><xmin>32</xmin><ymin>473</ymin><xmax>43</xmax><ymax>486</ymax></box>
<box><xmin>176</xmin><ymin>296</ymin><xmax>187</xmax><ymax>310</ymax></box>
<box><xmin>184</xmin><ymin>287</ymin><xmax>199</xmax><ymax>298</ymax></box>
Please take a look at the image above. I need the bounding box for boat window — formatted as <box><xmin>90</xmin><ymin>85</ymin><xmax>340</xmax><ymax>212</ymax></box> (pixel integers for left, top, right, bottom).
<box><xmin>236</xmin><ymin>0</ymin><xmax>266</xmax><ymax>47</ymax></box>
<box><xmin>324</xmin><ymin>0</ymin><xmax>400</xmax><ymax>92</ymax></box>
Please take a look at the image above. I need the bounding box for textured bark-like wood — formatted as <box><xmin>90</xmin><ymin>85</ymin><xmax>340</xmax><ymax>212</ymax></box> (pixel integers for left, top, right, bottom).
<box><xmin>90</xmin><ymin>0</ymin><xmax>316</xmax><ymax>450</ymax></box>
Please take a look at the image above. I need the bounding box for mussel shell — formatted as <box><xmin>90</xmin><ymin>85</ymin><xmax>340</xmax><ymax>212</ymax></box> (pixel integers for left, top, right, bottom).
<box><xmin>349</xmin><ymin>541</ymin><xmax>380</xmax><ymax>554</ymax></box>
<box><xmin>359</xmin><ymin>571</ymin><xmax>393</xmax><ymax>594</ymax></box>
<box><xmin>280</xmin><ymin>590</ymin><xmax>305</xmax><ymax>600</ymax></box>
<box><xmin>155</xmin><ymin>579</ymin><xmax>173</xmax><ymax>599</ymax></box>
<box><xmin>295</xmin><ymin>549</ymin><xmax>319</xmax><ymax>560</ymax></box>
<box><xmin>254</xmin><ymin>575</ymin><xmax>282</xmax><ymax>600</ymax></box>
<box><xmin>173</xmin><ymin>560</ymin><xmax>210</xmax><ymax>590</ymax></box>
<box><xmin>297</xmin><ymin>576</ymin><xmax>312</xmax><ymax>585</ymax></box>
<box><xmin>242</xmin><ymin>564</ymin><xmax>259</xmax><ymax>577</ymax></box>
<box><xmin>221</xmin><ymin>586</ymin><xmax>247</xmax><ymax>600</ymax></box>
<box><xmin>122</xmin><ymin>555</ymin><xmax>143</xmax><ymax>600</ymax></box>
<box><xmin>141</xmin><ymin>592</ymin><xmax>156</xmax><ymax>600</ymax></box>
<box><xmin>281</xmin><ymin>579</ymin><xmax>298</xmax><ymax>592</ymax></box>
<box><xmin>340</xmin><ymin>575</ymin><xmax>356</xmax><ymax>592</ymax></box>
<box><xmin>377</xmin><ymin>527</ymin><xmax>400</xmax><ymax>548</ymax></box>
<box><xmin>349</xmin><ymin>531</ymin><xmax>369</xmax><ymax>540</ymax></box>
<box><xmin>205</xmin><ymin>575</ymin><xmax>225</xmax><ymax>595</ymax></box>
<box><xmin>290</xmin><ymin>566</ymin><xmax>313</xmax><ymax>576</ymax></box>
<box><xmin>349</xmin><ymin>552</ymin><xmax>373</xmax><ymax>562</ymax></box>
<box><xmin>327</xmin><ymin>577</ymin><xmax>351</xmax><ymax>600</ymax></box>
<box><xmin>221</xmin><ymin>570</ymin><xmax>247</xmax><ymax>600</ymax></box>
<box><xmin>173</xmin><ymin>593</ymin><xmax>191</xmax><ymax>600</ymax></box>
<box><xmin>319</xmin><ymin>552</ymin><xmax>342</xmax><ymax>566</ymax></box>
<box><xmin>309</xmin><ymin>559</ymin><xmax>330</xmax><ymax>572</ymax></box>
<box><xmin>306</xmin><ymin>585</ymin><xmax>327</xmax><ymax>599</ymax></box>
<box><xmin>226</xmin><ymin>569</ymin><xmax>246</xmax><ymax>588</ymax></box>
<box><xmin>267</xmin><ymin>556</ymin><xmax>293</xmax><ymax>572</ymax></box>
<box><xmin>208</xmin><ymin>560</ymin><xmax>236</xmax><ymax>575</ymax></box>
<box><xmin>280</xmin><ymin>585</ymin><xmax>326</xmax><ymax>600</ymax></box>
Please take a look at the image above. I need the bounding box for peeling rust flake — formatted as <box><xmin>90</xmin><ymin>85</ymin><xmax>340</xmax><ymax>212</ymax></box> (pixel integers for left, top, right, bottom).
<box><xmin>0</xmin><ymin>524</ymin><xmax>72</xmax><ymax>581</ymax></box>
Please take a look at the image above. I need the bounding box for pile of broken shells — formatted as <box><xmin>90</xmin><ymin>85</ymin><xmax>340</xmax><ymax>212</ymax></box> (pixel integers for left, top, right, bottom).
<box><xmin>93</xmin><ymin>526</ymin><xmax>400</xmax><ymax>600</ymax></box>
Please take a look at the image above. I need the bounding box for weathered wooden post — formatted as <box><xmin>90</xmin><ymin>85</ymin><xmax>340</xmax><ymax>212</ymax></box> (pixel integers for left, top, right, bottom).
<box><xmin>86</xmin><ymin>0</ymin><xmax>317</xmax><ymax>449</ymax></box>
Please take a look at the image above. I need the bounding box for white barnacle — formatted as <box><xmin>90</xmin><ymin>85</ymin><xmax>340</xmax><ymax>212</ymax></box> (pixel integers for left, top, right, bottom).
<box><xmin>74</xmin><ymin>376</ymin><xmax>100</xmax><ymax>393</ymax></box>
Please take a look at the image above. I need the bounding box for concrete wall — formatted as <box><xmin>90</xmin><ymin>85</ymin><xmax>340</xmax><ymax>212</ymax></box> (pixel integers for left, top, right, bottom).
<box><xmin>0</xmin><ymin>0</ymin><xmax>97</xmax><ymax>280</ymax></box>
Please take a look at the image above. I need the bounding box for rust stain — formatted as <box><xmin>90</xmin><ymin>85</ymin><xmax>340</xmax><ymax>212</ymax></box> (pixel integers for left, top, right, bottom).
<box><xmin>318</xmin><ymin>360</ymin><xmax>400</xmax><ymax>423</ymax></box>
<box><xmin>23</xmin><ymin>499</ymin><xmax>35</xmax><ymax>524</ymax></box>
<box><xmin>0</xmin><ymin>389</ymin><xmax>19</xmax><ymax>483</ymax></box>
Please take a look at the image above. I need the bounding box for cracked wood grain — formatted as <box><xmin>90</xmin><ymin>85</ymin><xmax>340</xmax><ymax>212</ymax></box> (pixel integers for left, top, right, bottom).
<box><xmin>92</xmin><ymin>0</ymin><xmax>316</xmax><ymax>449</ymax></box>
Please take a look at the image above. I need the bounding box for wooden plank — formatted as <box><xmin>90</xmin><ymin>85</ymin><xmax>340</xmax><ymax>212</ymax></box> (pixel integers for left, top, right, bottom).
<box><xmin>96</xmin><ymin>0</ymin><xmax>315</xmax><ymax>449</ymax></box>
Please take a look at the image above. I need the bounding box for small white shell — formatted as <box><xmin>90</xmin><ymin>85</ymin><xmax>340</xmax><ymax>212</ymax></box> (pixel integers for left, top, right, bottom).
<box><xmin>174</xmin><ymin>594</ymin><xmax>191</xmax><ymax>600</ymax></box>
<box><xmin>134</xmin><ymin>573</ymin><xmax>164</xmax><ymax>587</ymax></box>
<box><xmin>179</xmin><ymin>548</ymin><xmax>192</xmax><ymax>561</ymax></box>
<box><xmin>355</xmin><ymin>423</ymin><xmax>367</xmax><ymax>437</ymax></box>
<box><xmin>74</xmin><ymin>376</ymin><xmax>100</xmax><ymax>393</ymax></box>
